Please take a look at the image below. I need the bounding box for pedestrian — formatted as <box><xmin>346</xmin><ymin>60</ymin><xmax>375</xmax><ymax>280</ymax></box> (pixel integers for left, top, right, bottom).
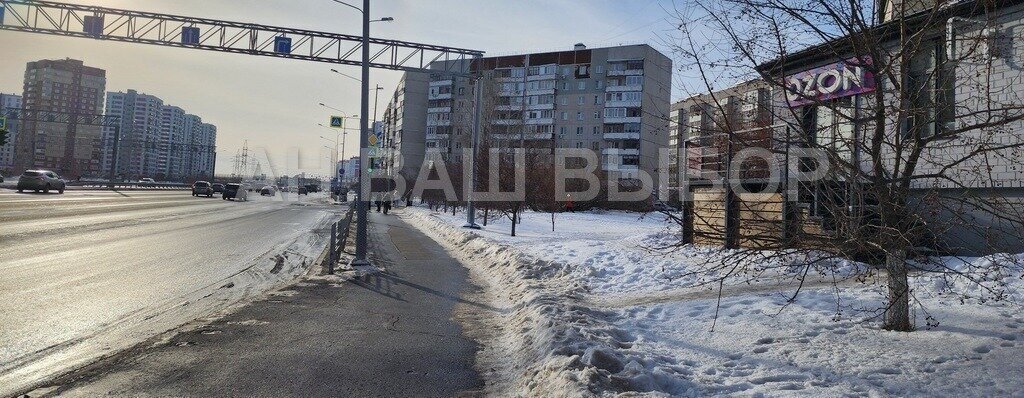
<box><xmin>565</xmin><ymin>194</ymin><xmax>574</xmax><ymax>213</ymax></box>
<box><xmin>375</xmin><ymin>194</ymin><xmax>382</xmax><ymax>213</ymax></box>
<box><xmin>383</xmin><ymin>195</ymin><xmax>392</xmax><ymax>214</ymax></box>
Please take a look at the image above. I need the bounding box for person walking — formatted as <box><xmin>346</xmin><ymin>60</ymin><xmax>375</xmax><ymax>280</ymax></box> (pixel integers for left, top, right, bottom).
<box><xmin>565</xmin><ymin>194</ymin><xmax>574</xmax><ymax>213</ymax></box>
<box><xmin>383</xmin><ymin>195</ymin><xmax>392</xmax><ymax>215</ymax></box>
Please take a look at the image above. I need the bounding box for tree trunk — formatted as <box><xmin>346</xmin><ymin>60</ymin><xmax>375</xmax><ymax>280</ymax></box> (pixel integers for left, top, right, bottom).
<box><xmin>511</xmin><ymin>211</ymin><xmax>517</xmax><ymax>237</ymax></box>
<box><xmin>884</xmin><ymin>249</ymin><xmax>913</xmax><ymax>331</ymax></box>
<box><xmin>483</xmin><ymin>208</ymin><xmax>488</xmax><ymax>226</ymax></box>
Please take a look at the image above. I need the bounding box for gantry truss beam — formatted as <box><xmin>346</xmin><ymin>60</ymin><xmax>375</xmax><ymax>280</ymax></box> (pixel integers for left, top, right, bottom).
<box><xmin>0</xmin><ymin>0</ymin><xmax>483</xmax><ymax>73</ymax></box>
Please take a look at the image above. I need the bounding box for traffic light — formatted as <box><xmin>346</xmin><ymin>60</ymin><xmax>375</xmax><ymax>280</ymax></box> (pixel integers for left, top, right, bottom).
<box><xmin>0</xmin><ymin>128</ymin><xmax>8</xmax><ymax>147</ymax></box>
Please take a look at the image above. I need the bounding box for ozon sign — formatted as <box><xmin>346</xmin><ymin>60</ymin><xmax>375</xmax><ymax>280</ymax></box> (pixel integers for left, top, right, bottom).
<box><xmin>785</xmin><ymin>57</ymin><xmax>875</xmax><ymax>107</ymax></box>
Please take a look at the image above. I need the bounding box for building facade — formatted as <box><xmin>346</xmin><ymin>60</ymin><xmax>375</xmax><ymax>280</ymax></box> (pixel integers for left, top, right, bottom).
<box><xmin>15</xmin><ymin>59</ymin><xmax>106</xmax><ymax>177</ymax></box>
<box><xmin>103</xmin><ymin>90</ymin><xmax>216</xmax><ymax>181</ymax></box>
<box><xmin>381</xmin><ymin>71</ymin><xmax>429</xmax><ymax>181</ymax></box>
<box><xmin>388</xmin><ymin>43</ymin><xmax>672</xmax><ymax>191</ymax></box>
<box><xmin>0</xmin><ymin>93</ymin><xmax>22</xmax><ymax>171</ymax></box>
<box><xmin>668</xmin><ymin>80</ymin><xmax>772</xmax><ymax>190</ymax></box>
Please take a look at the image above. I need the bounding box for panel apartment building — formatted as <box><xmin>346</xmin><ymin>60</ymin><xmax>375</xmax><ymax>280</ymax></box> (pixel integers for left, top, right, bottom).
<box><xmin>0</xmin><ymin>93</ymin><xmax>22</xmax><ymax>171</ymax></box>
<box><xmin>384</xmin><ymin>43</ymin><xmax>672</xmax><ymax>189</ymax></box>
<box><xmin>14</xmin><ymin>58</ymin><xmax>106</xmax><ymax>177</ymax></box>
<box><xmin>103</xmin><ymin>89</ymin><xmax>217</xmax><ymax>181</ymax></box>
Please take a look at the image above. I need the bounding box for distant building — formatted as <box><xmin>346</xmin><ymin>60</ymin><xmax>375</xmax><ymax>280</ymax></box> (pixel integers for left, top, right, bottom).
<box><xmin>103</xmin><ymin>90</ymin><xmax>163</xmax><ymax>179</ymax></box>
<box><xmin>341</xmin><ymin>156</ymin><xmax>360</xmax><ymax>185</ymax></box>
<box><xmin>0</xmin><ymin>93</ymin><xmax>22</xmax><ymax>171</ymax></box>
<box><xmin>15</xmin><ymin>58</ymin><xmax>106</xmax><ymax>177</ymax></box>
<box><xmin>103</xmin><ymin>90</ymin><xmax>216</xmax><ymax>181</ymax></box>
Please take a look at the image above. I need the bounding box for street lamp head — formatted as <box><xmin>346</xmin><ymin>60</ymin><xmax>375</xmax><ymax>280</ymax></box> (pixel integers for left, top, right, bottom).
<box><xmin>380</xmin><ymin>17</ymin><xmax>394</xmax><ymax>22</ymax></box>
<box><xmin>318</xmin><ymin>103</ymin><xmax>326</xmax><ymax>106</ymax></box>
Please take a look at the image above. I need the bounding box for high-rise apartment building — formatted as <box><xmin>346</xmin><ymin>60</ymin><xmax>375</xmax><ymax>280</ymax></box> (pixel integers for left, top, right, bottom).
<box><xmin>0</xmin><ymin>93</ymin><xmax>22</xmax><ymax>170</ymax></box>
<box><xmin>103</xmin><ymin>90</ymin><xmax>164</xmax><ymax>179</ymax></box>
<box><xmin>381</xmin><ymin>71</ymin><xmax>429</xmax><ymax>180</ymax></box>
<box><xmin>388</xmin><ymin>43</ymin><xmax>672</xmax><ymax>189</ymax></box>
<box><xmin>15</xmin><ymin>59</ymin><xmax>106</xmax><ymax>177</ymax></box>
<box><xmin>103</xmin><ymin>90</ymin><xmax>216</xmax><ymax>181</ymax></box>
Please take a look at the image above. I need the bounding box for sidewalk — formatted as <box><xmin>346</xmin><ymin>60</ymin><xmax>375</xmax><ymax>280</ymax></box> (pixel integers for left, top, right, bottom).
<box><xmin>44</xmin><ymin>211</ymin><xmax>488</xmax><ymax>397</ymax></box>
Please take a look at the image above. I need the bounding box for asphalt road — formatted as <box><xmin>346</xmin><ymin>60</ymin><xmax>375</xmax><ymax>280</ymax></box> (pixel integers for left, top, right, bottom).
<box><xmin>48</xmin><ymin>211</ymin><xmax>486</xmax><ymax>397</ymax></box>
<box><xmin>0</xmin><ymin>188</ymin><xmax>337</xmax><ymax>396</ymax></box>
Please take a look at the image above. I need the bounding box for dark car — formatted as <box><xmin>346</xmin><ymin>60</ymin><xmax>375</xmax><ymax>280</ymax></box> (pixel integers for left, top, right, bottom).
<box><xmin>260</xmin><ymin>185</ymin><xmax>276</xmax><ymax>196</ymax></box>
<box><xmin>17</xmin><ymin>170</ymin><xmax>66</xmax><ymax>194</ymax></box>
<box><xmin>297</xmin><ymin>186</ymin><xmax>308</xmax><ymax>195</ymax></box>
<box><xmin>212</xmin><ymin>183</ymin><xmax>225</xmax><ymax>193</ymax></box>
<box><xmin>222</xmin><ymin>183</ymin><xmax>248</xmax><ymax>201</ymax></box>
<box><xmin>192</xmin><ymin>181</ymin><xmax>214</xmax><ymax>197</ymax></box>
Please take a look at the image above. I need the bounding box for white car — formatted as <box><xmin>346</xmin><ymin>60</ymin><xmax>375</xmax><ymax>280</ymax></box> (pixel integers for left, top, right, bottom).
<box><xmin>139</xmin><ymin>178</ymin><xmax>156</xmax><ymax>185</ymax></box>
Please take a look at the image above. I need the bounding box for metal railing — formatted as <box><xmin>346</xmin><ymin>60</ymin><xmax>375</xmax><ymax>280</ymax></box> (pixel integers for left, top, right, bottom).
<box><xmin>327</xmin><ymin>205</ymin><xmax>357</xmax><ymax>274</ymax></box>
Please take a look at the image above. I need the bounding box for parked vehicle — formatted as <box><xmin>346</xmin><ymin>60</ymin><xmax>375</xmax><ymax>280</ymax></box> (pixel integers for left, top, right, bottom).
<box><xmin>212</xmin><ymin>183</ymin><xmax>225</xmax><ymax>193</ymax></box>
<box><xmin>260</xmin><ymin>185</ymin><xmax>276</xmax><ymax>196</ymax></box>
<box><xmin>297</xmin><ymin>186</ymin><xmax>308</xmax><ymax>195</ymax></box>
<box><xmin>222</xmin><ymin>183</ymin><xmax>248</xmax><ymax>201</ymax></box>
<box><xmin>17</xmin><ymin>170</ymin><xmax>66</xmax><ymax>194</ymax></box>
<box><xmin>192</xmin><ymin>181</ymin><xmax>214</xmax><ymax>197</ymax></box>
<box><xmin>304</xmin><ymin>184</ymin><xmax>321</xmax><ymax>193</ymax></box>
<box><xmin>0</xmin><ymin>172</ymin><xmax>4</xmax><ymax>183</ymax></box>
<box><xmin>140</xmin><ymin>177</ymin><xmax>156</xmax><ymax>185</ymax></box>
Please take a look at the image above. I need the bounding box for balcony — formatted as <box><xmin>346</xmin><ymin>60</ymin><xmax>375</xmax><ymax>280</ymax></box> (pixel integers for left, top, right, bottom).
<box><xmin>607</xmin><ymin>69</ymin><xmax>644</xmax><ymax>76</ymax></box>
<box><xmin>493</xmin><ymin>119</ymin><xmax>522</xmax><ymax>125</ymax></box>
<box><xmin>430</xmin><ymin>79</ymin><xmax>453</xmax><ymax>87</ymax></box>
<box><xmin>425</xmin><ymin>133</ymin><xmax>450</xmax><ymax>141</ymax></box>
<box><xmin>492</xmin><ymin>133</ymin><xmax>554</xmax><ymax>141</ymax></box>
<box><xmin>428</xmin><ymin>92</ymin><xmax>452</xmax><ymax>100</ymax></box>
<box><xmin>525</xmin><ymin>88</ymin><xmax>556</xmax><ymax>96</ymax></box>
<box><xmin>603</xmin><ymin>132</ymin><xmax>641</xmax><ymax>140</ymax></box>
<box><xmin>495</xmin><ymin>104</ymin><xmax>523</xmax><ymax>111</ymax></box>
<box><xmin>525</xmin><ymin>103</ymin><xmax>554</xmax><ymax>111</ymax></box>
<box><xmin>605</xmin><ymin>85</ymin><xmax>643</xmax><ymax>93</ymax></box>
<box><xmin>605</xmin><ymin>99</ymin><xmax>641</xmax><ymax>108</ymax></box>
<box><xmin>427</xmin><ymin>106</ymin><xmax>452</xmax><ymax>113</ymax></box>
<box><xmin>604</xmin><ymin>163</ymin><xmax>640</xmax><ymax>172</ymax></box>
<box><xmin>524</xmin><ymin>118</ymin><xmax>554</xmax><ymax>125</ymax></box>
<box><xmin>602</xmin><ymin>148</ymin><xmax>640</xmax><ymax>156</ymax></box>
<box><xmin>604</xmin><ymin>116</ymin><xmax>642</xmax><ymax>124</ymax></box>
<box><xmin>427</xmin><ymin>119</ymin><xmax>451</xmax><ymax>127</ymax></box>
<box><xmin>527</xmin><ymin>73</ymin><xmax>558</xmax><ymax>82</ymax></box>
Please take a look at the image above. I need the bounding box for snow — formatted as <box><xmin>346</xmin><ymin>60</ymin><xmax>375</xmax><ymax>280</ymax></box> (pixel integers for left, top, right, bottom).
<box><xmin>402</xmin><ymin>206</ymin><xmax>1024</xmax><ymax>397</ymax></box>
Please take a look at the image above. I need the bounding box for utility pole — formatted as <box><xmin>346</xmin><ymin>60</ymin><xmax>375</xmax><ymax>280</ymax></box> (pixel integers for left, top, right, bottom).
<box><xmin>464</xmin><ymin>67</ymin><xmax>483</xmax><ymax>229</ymax></box>
<box><xmin>351</xmin><ymin>0</ymin><xmax>372</xmax><ymax>267</ymax></box>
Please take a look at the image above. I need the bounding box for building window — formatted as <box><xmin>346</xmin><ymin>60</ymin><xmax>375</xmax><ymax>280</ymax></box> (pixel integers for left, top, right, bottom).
<box><xmin>595</xmin><ymin>65</ymin><xmax>604</xmax><ymax>74</ymax></box>
<box><xmin>577</xmin><ymin>126</ymin><xmax>583</xmax><ymax>135</ymax></box>
<box><xmin>577</xmin><ymin>96</ymin><xmax>584</xmax><ymax>105</ymax></box>
<box><xmin>905</xmin><ymin>39</ymin><xmax>953</xmax><ymax>138</ymax></box>
<box><xmin>561</xmin><ymin>111</ymin><xmax>568</xmax><ymax>120</ymax></box>
<box><xmin>577</xmin><ymin>112</ymin><xmax>583</xmax><ymax>121</ymax></box>
<box><xmin>578</xmin><ymin>81</ymin><xmax>586</xmax><ymax>91</ymax></box>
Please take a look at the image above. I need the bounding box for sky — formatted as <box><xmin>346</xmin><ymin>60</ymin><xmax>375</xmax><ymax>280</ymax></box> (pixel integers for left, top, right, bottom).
<box><xmin>0</xmin><ymin>0</ymin><xmax>686</xmax><ymax>176</ymax></box>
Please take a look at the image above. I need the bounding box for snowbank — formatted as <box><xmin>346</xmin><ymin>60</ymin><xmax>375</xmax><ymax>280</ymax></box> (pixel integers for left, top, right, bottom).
<box><xmin>404</xmin><ymin>207</ymin><xmax>1024</xmax><ymax>396</ymax></box>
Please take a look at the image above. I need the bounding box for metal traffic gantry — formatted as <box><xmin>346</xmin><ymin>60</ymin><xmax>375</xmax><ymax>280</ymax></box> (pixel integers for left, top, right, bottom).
<box><xmin>0</xmin><ymin>0</ymin><xmax>484</xmax><ymax>268</ymax></box>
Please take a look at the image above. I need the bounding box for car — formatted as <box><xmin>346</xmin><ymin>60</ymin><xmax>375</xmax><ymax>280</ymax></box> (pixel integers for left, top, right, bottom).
<box><xmin>222</xmin><ymin>183</ymin><xmax>248</xmax><ymax>201</ymax></box>
<box><xmin>212</xmin><ymin>183</ymin><xmax>225</xmax><ymax>193</ymax></box>
<box><xmin>0</xmin><ymin>172</ymin><xmax>4</xmax><ymax>183</ymax></box>
<box><xmin>139</xmin><ymin>177</ymin><xmax>156</xmax><ymax>185</ymax></box>
<box><xmin>297</xmin><ymin>186</ymin><xmax>308</xmax><ymax>195</ymax></box>
<box><xmin>260</xmin><ymin>185</ymin><xmax>276</xmax><ymax>196</ymax></box>
<box><xmin>192</xmin><ymin>181</ymin><xmax>214</xmax><ymax>197</ymax></box>
<box><xmin>17</xmin><ymin>170</ymin><xmax>66</xmax><ymax>194</ymax></box>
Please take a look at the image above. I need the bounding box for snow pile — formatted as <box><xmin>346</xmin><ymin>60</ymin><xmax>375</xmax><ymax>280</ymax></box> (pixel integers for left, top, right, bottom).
<box><xmin>913</xmin><ymin>253</ymin><xmax>1024</xmax><ymax>302</ymax></box>
<box><xmin>405</xmin><ymin>209</ymin><xmax>681</xmax><ymax>396</ymax></box>
<box><xmin>406</xmin><ymin>207</ymin><xmax>1024</xmax><ymax>396</ymax></box>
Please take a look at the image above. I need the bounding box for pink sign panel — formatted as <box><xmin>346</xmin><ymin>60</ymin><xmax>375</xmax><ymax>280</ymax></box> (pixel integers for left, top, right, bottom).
<box><xmin>785</xmin><ymin>57</ymin><xmax>875</xmax><ymax>107</ymax></box>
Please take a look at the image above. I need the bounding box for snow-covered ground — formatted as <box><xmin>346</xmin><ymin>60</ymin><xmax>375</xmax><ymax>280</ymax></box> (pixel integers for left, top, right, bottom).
<box><xmin>403</xmin><ymin>207</ymin><xmax>1024</xmax><ymax>397</ymax></box>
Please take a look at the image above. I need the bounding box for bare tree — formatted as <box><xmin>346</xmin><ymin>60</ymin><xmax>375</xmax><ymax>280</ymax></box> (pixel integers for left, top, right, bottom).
<box><xmin>668</xmin><ymin>0</ymin><xmax>1024</xmax><ymax>331</ymax></box>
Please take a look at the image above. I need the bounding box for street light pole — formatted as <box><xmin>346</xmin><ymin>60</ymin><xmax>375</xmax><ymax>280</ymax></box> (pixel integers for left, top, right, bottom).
<box><xmin>464</xmin><ymin>69</ymin><xmax>483</xmax><ymax>229</ymax></box>
<box><xmin>352</xmin><ymin>0</ymin><xmax>371</xmax><ymax>266</ymax></box>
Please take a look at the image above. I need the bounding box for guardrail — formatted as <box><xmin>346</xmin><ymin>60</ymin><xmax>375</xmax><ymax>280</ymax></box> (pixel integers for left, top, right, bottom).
<box><xmin>66</xmin><ymin>181</ymin><xmax>190</xmax><ymax>190</ymax></box>
<box><xmin>327</xmin><ymin>205</ymin><xmax>357</xmax><ymax>274</ymax></box>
